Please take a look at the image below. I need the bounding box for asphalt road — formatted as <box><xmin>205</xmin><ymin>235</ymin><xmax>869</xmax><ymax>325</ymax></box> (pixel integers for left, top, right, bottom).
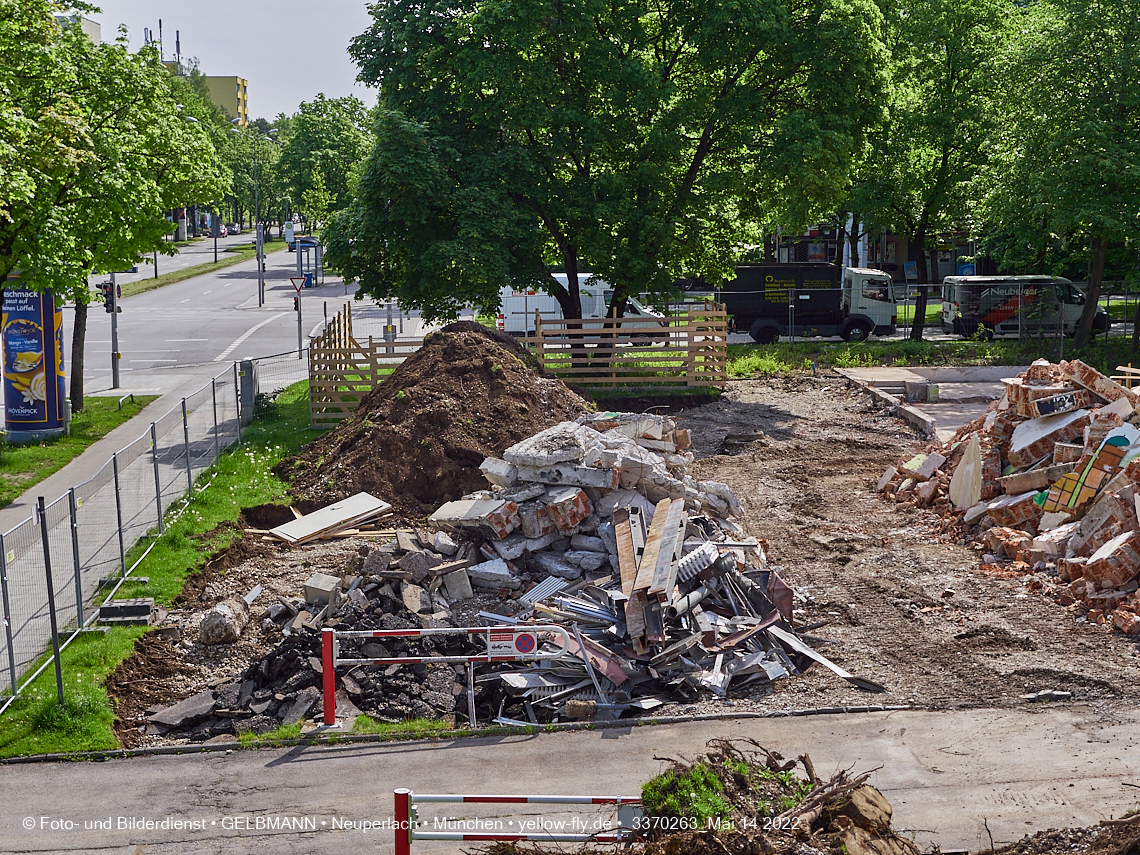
<box><xmin>1</xmin><ymin>705</ymin><xmax>1137</xmax><ymax>854</ymax></box>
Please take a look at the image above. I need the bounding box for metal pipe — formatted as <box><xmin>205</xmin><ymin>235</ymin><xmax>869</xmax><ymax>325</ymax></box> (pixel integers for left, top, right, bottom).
<box><xmin>112</xmin><ymin>454</ymin><xmax>126</xmax><ymax>575</ymax></box>
<box><xmin>181</xmin><ymin>398</ymin><xmax>193</xmax><ymax>493</ymax></box>
<box><xmin>0</xmin><ymin>534</ymin><xmax>17</xmax><ymax>697</ymax></box>
<box><xmin>68</xmin><ymin>489</ymin><xmax>83</xmax><ymax>630</ymax></box>
<box><xmin>665</xmin><ymin>586</ymin><xmax>709</xmax><ymax>619</ymax></box>
<box><xmin>37</xmin><ymin>497</ymin><xmax>65</xmax><ymax>705</ymax></box>
<box><xmin>150</xmin><ymin>422</ymin><xmax>164</xmax><ymax>533</ymax></box>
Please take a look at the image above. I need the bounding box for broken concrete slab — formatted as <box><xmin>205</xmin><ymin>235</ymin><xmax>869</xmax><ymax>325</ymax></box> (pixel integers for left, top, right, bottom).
<box><xmin>1007</xmin><ymin>409</ymin><xmax>1091</xmax><ymax>468</ymax></box>
<box><xmin>401</xmin><ymin>583</ymin><xmax>433</xmax><ymax>614</ymax></box>
<box><xmin>149</xmin><ymin>689</ymin><xmax>216</xmax><ymax>728</ymax></box>
<box><xmin>479</xmin><ymin>457</ymin><xmax>518</xmax><ymax>488</ymax></box>
<box><xmin>514</xmin><ymin>463</ymin><xmax>619</xmax><ymax>490</ymax></box>
<box><xmin>281</xmin><ymin>686</ymin><xmax>320</xmax><ymax>726</ymax></box>
<box><xmin>984</xmin><ymin>490</ymin><xmax>1045</xmax><ymax>534</ymax></box>
<box><xmin>432</xmin><ymin>531</ymin><xmax>458</xmax><ymax>556</ymax></box>
<box><xmin>442</xmin><ymin>568</ymin><xmax>474</xmax><ymax>601</ymax></box>
<box><xmin>949</xmin><ymin>433</ymin><xmax>982</xmax><ymax>510</ymax></box>
<box><xmin>467</xmin><ymin>557</ymin><xmax>521</xmax><ymax>590</ymax></box>
<box><xmin>429</xmin><ymin>498</ymin><xmax>520</xmax><ymax>539</ymax></box>
<box><xmin>533</xmin><ymin>552</ymin><xmax>582</xmax><ymax>580</ymax></box>
<box><xmin>1083</xmin><ymin>530</ymin><xmax>1140</xmax><ymax>590</ymax></box>
<box><xmin>1061</xmin><ymin>359</ymin><xmax>1139</xmax><ymax>406</ymax></box>
<box><xmin>503</xmin><ymin>421</ymin><xmax>598</xmax><ymax>467</ymax></box>
<box><xmin>913</xmin><ymin>453</ymin><xmax>946</xmax><ymax>481</ymax></box>
<box><xmin>998</xmin><ymin>462</ymin><xmax>1076</xmax><ymax>495</ymax></box>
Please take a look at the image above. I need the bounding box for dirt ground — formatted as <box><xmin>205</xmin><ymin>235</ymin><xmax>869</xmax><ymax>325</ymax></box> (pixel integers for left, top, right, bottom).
<box><xmin>107</xmin><ymin>373</ymin><xmax>1140</xmax><ymax>746</ymax></box>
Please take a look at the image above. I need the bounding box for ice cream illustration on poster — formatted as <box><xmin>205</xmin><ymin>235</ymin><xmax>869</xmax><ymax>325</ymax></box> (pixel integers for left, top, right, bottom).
<box><xmin>2</xmin><ymin>277</ymin><xmax>66</xmax><ymax>440</ymax></box>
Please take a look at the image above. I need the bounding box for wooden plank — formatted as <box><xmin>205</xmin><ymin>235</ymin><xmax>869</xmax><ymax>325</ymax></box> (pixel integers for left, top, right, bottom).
<box><xmin>624</xmin><ymin>589</ymin><xmax>648</xmax><ymax>642</ymax></box>
<box><xmin>632</xmin><ymin>498</ymin><xmax>672</xmax><ymax>592</ymax></box>
<box><xmin>614</xmin><ymin>509</ymin><xmax>639</xmax><ymax>596</ymax></box>
<box><xmin>647</xmin><ymin>501</ymin><xmax>685</xmax><ymax>601</ymax></box>
<box><xmin>269</xmin><ymin>492</ymin><xmax>392</xmax><ymax>544</ymax></box>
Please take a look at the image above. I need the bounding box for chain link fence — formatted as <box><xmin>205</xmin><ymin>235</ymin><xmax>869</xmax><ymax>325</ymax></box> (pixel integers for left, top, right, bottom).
<box><xmin>0</xmin><ymin>360</ymin><xmax>276</xmax><ymax>712</ymax></box>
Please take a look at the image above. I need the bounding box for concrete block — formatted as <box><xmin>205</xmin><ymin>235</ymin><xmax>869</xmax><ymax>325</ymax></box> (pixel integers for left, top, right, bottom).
<box><xmin>901</xmin><ymin>454</ymin><xmax>927</xmax><ymax>475</ymax></box>
<box><xmin>697</xmin><ymin>481</ymin><xmax>742</xmax><ymax>516</ymax></box>
<box><xmin>518</xmin><ymin>500</ymin><xmax>557</xmax><ymax>539</ymax></box>
<box><xmin>570</xmin><ymin>534</ymin><xmax>606</xmax><ymax>553</ymax></box>
<box><xmin>432</xmin><ymin>532</ymin><xmax>458</xmax><ymax>557</ymax></box>
<box><xmin>467</xmin><ymin>558</ymin><xmax>521</xmax><ymax>590</ymax></box>
<box><xmin>490</xmin><ymin>531</ymin><xmax>527</xmax><ymax>561</ymax></box>
<box><xmin>401</xmin><ymin>583</ymin><xmax>433</xmax><ymax>614</ymax></box>
<box><xmin>429</xmin><ymin>499</ymin><xmax>520</xmax><ymax>539</ymax></box>
<box><xmin>503</xmin><ymin>421</ymin><xmax>598</xmax><ymax>467</ymax></box>
<box><xmin>595</xmin><ymin>489</ymin><xmax>657</xmax><ymax>521</ymax></box>
<box><xmin>480</xmin><ymin>457</ymin><xmax>518</xmax><ymax>488</ymax></box>
<box><xmin>199</xmin><ymin>598</ymin><xmax>250</xmax><ymax>645</ymax></box>
<box><xmin>533</xmin><ymin>552</ymin><xmax>582</xmax><ymax>580</ymax></box>
<box><xmin>877</xmin><ymin>466</ymin><xmax>898</xmax><ymax>493</ymax></box>
<box><xmin>500</xmin><ymin>483</ymin><xmax>547</xmax><ymax>503</ymax></box>
<box><xmin>913</xmin><ymin>453</ymin><xmax>946</xmax><ymax>482</ymax></box>
<box><xmin>963</xmin><ymin>501</ymin><xmax>989</xmax><ymax>525</ymax></box>
<box><xmin>281</xmin><ymin>686</ymin><xmax>320</xmax><ymax>726</ymax></box>
<box><xmin>544</xmin><ymin>487</ymin><xmax>593</xmax><ymax>532</ymax></box>
<box><xmin>398</xmin><ymin>550</ymin><xmax>443</xmax><ymax>583</ymax></box>
<box><xmin>914</xmin><ymin>480</ymin><xmax>940</xmax><ymax>506</ymax></box>
<box><xmin>561</xmin><ymin>550</ymin><xmax>609</xmax><ymax>572</ymax></box>
<box><xmin>999</xmin><ymin>462</ymin><xmax>1076</xmax><ymax>495</ymax></box>
<box><xmin>304</xmin><ymin>572</ymin><xmax>340</xmax><ymax>606</ymax></box>
<box><xmin>904</xmin><ymin>380</ymin><xmax>928</xmax><ymax>403</ymax></box>
<box><xmin>514</xmin><ymin>463</ymin><xmax>619</xmax><ymax>490</ymax></box>
<box><xmin>395</xmin><ymin>531</ymin><xmax>420</xmax><ymax>553</ymax></box>
<box><xmin>442</xmin><ymin>569</ymin><xmax>474</xmax><ymax>601</ymax></box>
<box><xmin>525</xmin><ymin>532</ymin><xmax>559</xmax><ymax>552</ymax></box>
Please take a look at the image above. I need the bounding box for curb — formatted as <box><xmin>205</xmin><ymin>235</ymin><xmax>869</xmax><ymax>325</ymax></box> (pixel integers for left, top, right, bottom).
<box><xmin>0</xmin><ymin>704</ymin><xmax>914</xmax><ymax>765</ymax></box>
<box><xmin>837</xmin><ymin>370</ymin><xmax>936</xmax><ymax>438</ymax></box>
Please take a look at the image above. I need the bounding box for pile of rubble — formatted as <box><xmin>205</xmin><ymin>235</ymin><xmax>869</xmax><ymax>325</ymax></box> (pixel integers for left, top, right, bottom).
<box><xmin>878</xmin><ymin>358</ymin><xmax>1140</xmax><ymax>636</ymax></box>
<box><xmin>145</xmin><ymin>411</ymin><xmax>882</xmax><ymax>740</ymax></box>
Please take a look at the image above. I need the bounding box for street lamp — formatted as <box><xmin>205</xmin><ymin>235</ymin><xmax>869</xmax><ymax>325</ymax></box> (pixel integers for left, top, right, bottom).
<box><xmin>232</xmin><ymin>127</ymin><xmax>278</xmax><ymax>307</ymax></box>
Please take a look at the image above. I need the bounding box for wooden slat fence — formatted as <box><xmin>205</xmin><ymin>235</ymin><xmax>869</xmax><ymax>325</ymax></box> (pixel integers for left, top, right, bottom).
<box><xmin>533</xmin><ymin>302</ymin><xmax>728</xmax><ymax>389</ymax></box>
<box><xmin>310</xmin><ymin>301</ymin><xmax>728</xmax><ymax>424</ymax></box>
<box><xmin>309</xmin><ymin>303</ymin><xmax>424</xmax><ymax>425</ymax></box>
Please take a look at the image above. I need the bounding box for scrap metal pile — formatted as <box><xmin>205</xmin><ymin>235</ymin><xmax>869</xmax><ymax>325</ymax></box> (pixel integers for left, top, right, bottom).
<box><xmin>879</xmin><ymin>358</ymin><xmax>1140</xmax><ymax>637</ymax></box>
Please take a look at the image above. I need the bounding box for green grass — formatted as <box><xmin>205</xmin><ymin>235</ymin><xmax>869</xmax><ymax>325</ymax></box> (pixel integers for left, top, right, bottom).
<box><xmin>726</xmin><ymin>335</ymin><xmax>1137</xmax><ymax>378</ymax></box>
<box><xmin>0</xmin><ymin>627</ymin><xmax>149</xmax><ymax>757</ymax></box>
<box><xmin>895</xmin><ymin>302</ymin><xmax>943</xmax><ymax>326</ymax></box>
<box><xmin>120</xmin><ymin>237</ymin><xmax>287</xmax><ymax>299</ymax></box>
<box><xmin>0</xmin><ymin>395</ymin><xmax>157</xmax><ymax>509</ymax></box>
<box><xmin>237</xmin><ymin>722</ymin><xmax>302</xmax><ymax>748</ymax></box>
<box><xmin>0</xmin><ymin>380</ymin><xmax>315</xmax><ymax>758</ymax></box>
<box><xmin>351</xmin><ymin>715</ymin><xmax>455</xmax><ymax>739</ymax></box>
<box><xmin>641</xmin><ymin>760</ymin><xmax>732</xmax><ymax>827</ymax></box>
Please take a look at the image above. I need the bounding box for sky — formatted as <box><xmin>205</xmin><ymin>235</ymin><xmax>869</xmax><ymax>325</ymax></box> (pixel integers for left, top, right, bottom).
<box><xmin>88</xmin><ymin>1</ymin><xmax>378</xmax><ymax>119</ymax></box>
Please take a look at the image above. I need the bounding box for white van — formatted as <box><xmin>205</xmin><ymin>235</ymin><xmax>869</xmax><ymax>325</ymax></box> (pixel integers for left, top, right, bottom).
<box><xmin>497</xmin><ymin>274</ymin><xmax>667</xmax><ymax>337</ymax></box>
<box><xmin>940</xmin><ymin>275</ymin><xmax>1110</xmax><ymax>339</ymax></box>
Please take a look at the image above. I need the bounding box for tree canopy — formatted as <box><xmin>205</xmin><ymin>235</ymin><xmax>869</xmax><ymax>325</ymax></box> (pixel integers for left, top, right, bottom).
<box><xmin>328</xmin><ymin>0</ymin><xmax>888</xmax><ymax>321</ymax></box>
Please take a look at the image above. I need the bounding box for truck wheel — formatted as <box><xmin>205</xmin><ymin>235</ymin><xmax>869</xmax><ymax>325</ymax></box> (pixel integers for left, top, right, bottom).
<box><xmin>750</xmin><ymin>326</ymin><xmax>779</xmax><ymax>345</ymax></box>
<box><xmin>842</xmin><ymin>321</ymin><xmax>873</xmax><ymax>343</ymax></box>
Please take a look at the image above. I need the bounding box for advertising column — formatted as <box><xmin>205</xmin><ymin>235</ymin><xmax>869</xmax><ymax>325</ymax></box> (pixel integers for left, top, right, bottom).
<box><xmin>2</xmin><ymin>277</ymin><xmax>67</xmax><ymax>442</ymax></box>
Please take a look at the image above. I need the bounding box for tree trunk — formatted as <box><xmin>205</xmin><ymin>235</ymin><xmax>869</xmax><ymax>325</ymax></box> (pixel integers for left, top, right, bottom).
<box><xmin>1074</xmin><ymin>231</ymin><xmax>1107</xmax><ymax>349</ymax></box>
<box><xmin>70</xmin><ymin>299</ymin><xmax>88</xmax><ymax>412</ymax></box>
<box><xmin>909</xmin><ymin>230</ymin><xmax>929</xmax><ymax>340</ymax></box>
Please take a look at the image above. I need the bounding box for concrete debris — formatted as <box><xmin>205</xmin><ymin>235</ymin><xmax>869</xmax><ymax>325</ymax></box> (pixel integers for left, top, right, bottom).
<box><xmin>151</xmin><ymin>411</ymin><xmax>870</xmax><ymax>742</ymax></box>
<box><xmin>879</xmin><ymin>358</ymin><xmax>1140</xmax><ymax>636</ymax></box>
<box><xmin>198</xmin><ymin>598</ymin><xmax>250</xmax><ymax>645</ymax></box>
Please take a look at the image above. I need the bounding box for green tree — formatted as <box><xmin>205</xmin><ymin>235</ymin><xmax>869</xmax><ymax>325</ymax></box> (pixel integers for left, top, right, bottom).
<box><xmin>859</xmin><ymin>0</ymin><xmax>1011</xmax><ymax>339</ymax></box>
<box><xmin>301</xmin><ymin>166</ymin><xmax>333</xmax><ymax>236</ymax></box>
<box><xmin>277</xmin><ymin>94</ymin><xmax>371</xmax><ymax>216</ymax></box>
<box><xmin>1</xmin><ymin>7</ymin><xmax>217</xmax><ymax>410</ymax></box>
<box><xmin>979</xmin><ymin>0</ymin><xmax>1140</xmax><ymax>348</ymax></box>
<box><xmin>329</xmin><ymin>0</ymin><xmax>887</xmax><ymax>322</ymax></box>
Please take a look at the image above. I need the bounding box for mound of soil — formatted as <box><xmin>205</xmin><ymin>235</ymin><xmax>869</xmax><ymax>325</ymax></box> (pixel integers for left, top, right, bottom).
<box><xmin>105</xmin><ymin>632</ymin><xmax>201</xmax><ymax>749</ymax></box>
<box><xmin>276</xmin><ymin>323</ymin><xmax>590</xmax><ymax>515</ymax></box>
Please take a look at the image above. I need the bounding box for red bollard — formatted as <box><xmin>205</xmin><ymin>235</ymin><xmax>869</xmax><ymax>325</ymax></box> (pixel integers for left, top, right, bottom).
<box><xmin>394</xmin><ymin>788</ymin><xmax>412</xmax><ymax>855</ymax></box>
<box><xmin>321</xmin><ymin>627</ymin><xmax>336</xmax><ymax>725</ymax></box>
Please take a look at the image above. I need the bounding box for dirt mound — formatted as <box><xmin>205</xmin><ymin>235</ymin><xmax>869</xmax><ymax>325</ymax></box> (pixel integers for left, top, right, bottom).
<box><xmin>105</xmin><ymin>632</ymin><xmax>202</xmax><ymax>749</ymax></box>
<box><xmin>276</xmin><ymin>324</ymin><xmax>590</xmax><ymax>515</ymax></box>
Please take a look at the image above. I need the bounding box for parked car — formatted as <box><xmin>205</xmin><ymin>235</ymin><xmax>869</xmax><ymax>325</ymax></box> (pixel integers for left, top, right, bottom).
<box><xmin>226</xmin><ymin>223</ymin><xmax>241</xmax><ymax>235</ymax></box>
<box><xmin>217</xmin><ymin>224</ymin><xmax>227</xmax><ymax>237</ymax></box>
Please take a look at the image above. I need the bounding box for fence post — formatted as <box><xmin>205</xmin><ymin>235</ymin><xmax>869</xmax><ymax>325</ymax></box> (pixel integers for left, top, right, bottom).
<box><xmin>68</xmin><ymin>489</ymin><xmax>83</xmax><ymax>629</ymax></box>
<box><xmin>232</xmin><ymin>361</ymin><xmax>241</xmax><ymax>443</ymax></box>
<box><xmin>394</xmin><ymin>789</ymin><xmax>412</xmax><ymax>855</ymax></box>
<box><xmin>112</xmin><ymin>453</ymin><xmax>126</xmax><ymax>576</ymax></box>
<box><xmin>0</xmin><ymin>533</ymin><xmax>17</xmax><ymax>697</ymax></box>
<box><xmin>322</xmin><ymin>627</ymin><xmax>336</xmax><ymax>725</ymax></box>
<box><xmin>37</xmin><ymin>497</ymin><xmax>65</xmax><ymax>706</ymax></box>
<box><xmin>181</xmin><ymin>398</ymin><xmax>193</xmax><ymax>494</ymax></box>
<box><xmin>211</xmin><ymin>379</ymin><xmax>220</xmax><ymax>464</ymax></box>
<box><xmin>151</xmin><ymin>423</ymin><xmax>164</xmax><ymax>534</ymax></box>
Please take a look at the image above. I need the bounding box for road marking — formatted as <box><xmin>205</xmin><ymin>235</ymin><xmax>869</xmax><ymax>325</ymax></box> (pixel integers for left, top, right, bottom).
<box><xmin>129</xmin><ymin>359</ymin><xmax>177</xmax><ymax>363</ymax></box>
<box><xmin>165</xmin><ymin>339</ymin><xmax>208</xmax><ymax>342</ymax></box>
<box><xmin>213</xmin><ymin>313</ymin><xmax>287</xmax><ymax>362</ymax></box>
<box><xmin>180</xmin><ymin>299</ymin><xmax>190</xmax><ymax>303</ymax></box>
<box><xmin>203</xmin><ymin>290</ymin><xmax>212</xmax><ymax>294</ymax></box>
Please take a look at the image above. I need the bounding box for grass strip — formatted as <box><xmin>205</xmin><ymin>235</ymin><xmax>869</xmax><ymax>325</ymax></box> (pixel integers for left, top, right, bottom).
<box><xmin>120</xmin><ymin>238</ymin><xmax>288</xmax><ymax>299</ymax></box>
<box><xmin>0</xmin><ymin>381</ymin><xmax>314</xmax><ymax>758</ymax></box>
<box><xmin>0</xmin><ymin>395</ymin><xmax>157</xmax><ymax>509</ymax></box>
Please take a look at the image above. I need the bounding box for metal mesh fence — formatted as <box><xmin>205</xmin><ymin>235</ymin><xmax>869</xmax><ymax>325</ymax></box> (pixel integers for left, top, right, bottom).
<box><xmin>0</xmin><ymin>357</ymin><xmax>297</xmax><ymax>705</ymax></box>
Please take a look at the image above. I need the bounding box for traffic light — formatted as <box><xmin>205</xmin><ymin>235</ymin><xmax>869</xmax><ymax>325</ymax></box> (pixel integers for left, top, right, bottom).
<box><xmin>293</xmin><ymin>296</ymin><xmax>300</xmax><ymax>312</ymax></box>
<box><xmin>101</xmin><ymin>281</ymin><xmax>113</xmax><ymax>313</ymax></box>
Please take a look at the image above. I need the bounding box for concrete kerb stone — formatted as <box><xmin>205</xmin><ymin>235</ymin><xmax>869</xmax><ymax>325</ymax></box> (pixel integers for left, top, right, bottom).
<box><xmin>0</xmin><ymin>703</ymin><xmax>917</xmax><ymax>765</ymax></box>
<box><xmin>838</xmin><ymin>371</ymin><xmax>936</xmax><ymax>439</ymax></box>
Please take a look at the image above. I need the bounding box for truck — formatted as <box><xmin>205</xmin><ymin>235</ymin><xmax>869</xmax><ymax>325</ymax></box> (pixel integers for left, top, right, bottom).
<box><xmin>718</xmin><ymin>264</ymin><xmax>896</xmax><ymax>344</ymax></box>
<box><xmin>496</xmin><ymin>274</ymin><xmax>668</xmax><ymax>337</ymax></box>
<box><xmin>940</xmin><ymin>275</ymin><xmax>1110</xmax><ymax>339</ymax></box>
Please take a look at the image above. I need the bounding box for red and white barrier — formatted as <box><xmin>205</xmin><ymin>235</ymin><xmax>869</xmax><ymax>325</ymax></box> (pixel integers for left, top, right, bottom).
<box><xmin>320</xmin><ymin>624</ymin><xmax>572</xmax><ymax>725</ymax></box>
<box><xmin>393</xmin><ymin>788</ymin><xmax>642</xmax><ymax>855</ymax></box>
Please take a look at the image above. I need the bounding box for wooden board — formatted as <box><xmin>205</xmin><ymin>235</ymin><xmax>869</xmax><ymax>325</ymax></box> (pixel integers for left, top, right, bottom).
<box><xmin>269</xmin><ymin>492</ymin><xmax>392</xmax><ymax>544</ymax></box>
<box><xmin>614</xmin><ymin>509</ymin><xmax>639</xmax><ymax>596</ymax></box>
<box><xmin>647</xmin><ymin>501</ymin><xmax>686</xmax><ymax>602</ymax></box>
<box><xmin>632</xmin><ymin>499</ymin><xmax>672</xmax><ymax>592</ymax></box>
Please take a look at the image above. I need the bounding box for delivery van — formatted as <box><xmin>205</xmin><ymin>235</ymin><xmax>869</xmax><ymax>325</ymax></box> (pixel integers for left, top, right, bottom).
<box><xmin>497</xmin><ymin>274</ymin><xmax>667</xmax><ymax>337</ymax></box>
<box><xmin>940</xmin><ymin>275</ymin><xmax>1110</xmax><ymax>339</ymax></box>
